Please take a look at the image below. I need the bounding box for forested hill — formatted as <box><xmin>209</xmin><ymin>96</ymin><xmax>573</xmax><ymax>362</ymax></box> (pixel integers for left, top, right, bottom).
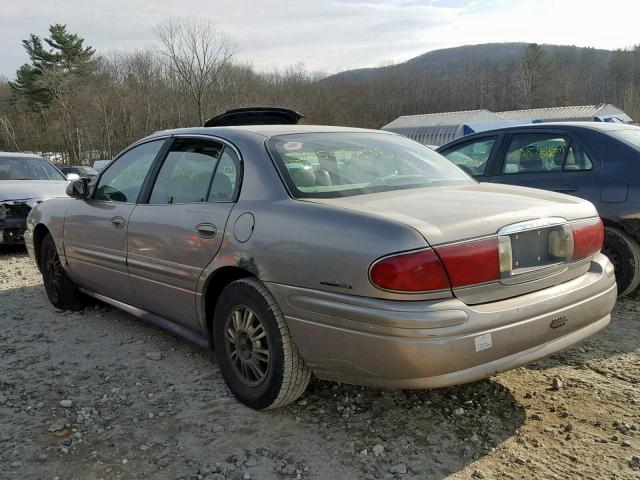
<box><xmin>320</xmin><ymin>42</ymin><xmax>639</xmax><ymax>130</ymax></box>
<box><xmin>332</xmin><ymin>43</ymin><xmax>615</xmax><ymax>82</ymax></box>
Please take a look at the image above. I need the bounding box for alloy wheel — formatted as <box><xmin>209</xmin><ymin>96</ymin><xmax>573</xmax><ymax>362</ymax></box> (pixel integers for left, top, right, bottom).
<box><xmin>224</xmin><ymin>306</ymin><xmax>270</xmax><ymax>386</ymax></box>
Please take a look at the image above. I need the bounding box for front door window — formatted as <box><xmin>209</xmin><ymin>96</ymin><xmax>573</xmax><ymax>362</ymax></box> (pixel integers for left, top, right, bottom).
<box><xmin>441</xmin><ymin>137</ymin><xmax>496</xmax><ymax>176</ymax></box>
<box><xmin>95</xmin><ymin>140</ymin><xmax>164</xmax><ymax>202</ymax></box>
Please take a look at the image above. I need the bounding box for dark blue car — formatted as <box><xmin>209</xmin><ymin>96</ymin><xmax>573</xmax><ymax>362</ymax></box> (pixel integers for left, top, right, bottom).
<box><xmin>437</xmin><ymin>122</ymin><xmax>640</xmax><ymax>296</ymax></box>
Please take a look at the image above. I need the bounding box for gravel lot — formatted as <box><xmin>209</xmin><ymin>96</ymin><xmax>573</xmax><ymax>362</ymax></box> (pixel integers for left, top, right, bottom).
<box><xmin>1</xmin><ymin>247</ymin><xmax>639</xmax><ymax>480</ymax></box>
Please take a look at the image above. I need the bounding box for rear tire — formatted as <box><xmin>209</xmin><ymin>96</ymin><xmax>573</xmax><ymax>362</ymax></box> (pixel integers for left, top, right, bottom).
<box><xmin>40</xmin><ymin>233</ymin><xmax>86</xmax><ymax>310</ymax></box>
<box><xmin>602</xmin><ymin>226</ymin><xmax>640</xmax><ymax>297</ymax></box>
<box><xmin>213</xmin><ymin>278</ymin><xmax>311</xmax><ymax>409</ymax></box>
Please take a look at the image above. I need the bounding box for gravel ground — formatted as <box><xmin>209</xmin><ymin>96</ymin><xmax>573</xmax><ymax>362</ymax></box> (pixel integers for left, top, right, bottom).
<box><xmin>1</xmin><ymin>247</ymin><xmax>639</xmax><ymax>480</ymax></box>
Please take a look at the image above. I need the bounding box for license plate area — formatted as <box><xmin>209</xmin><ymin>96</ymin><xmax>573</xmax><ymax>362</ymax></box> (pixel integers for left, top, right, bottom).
<box><xmin>498</xmin><ymin>218</ymin><xmax>572</xmax><ymax>283</ymax></box>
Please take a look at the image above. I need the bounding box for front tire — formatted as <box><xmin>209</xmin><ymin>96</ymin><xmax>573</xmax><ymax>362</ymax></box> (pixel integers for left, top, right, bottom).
<box><xmin>213</xmin><ymin>278</ymin><xmax>311</xmax><ymax>409</ymax></box>
<box><xmin>40</xmin><ymin>233</ymin><xmax>85</xmax><ymax>310</ymax></box>
<box><xmin>602</xmin><ymin>226</ymin><xmax>640</xmax><ymax>297</ymax></box>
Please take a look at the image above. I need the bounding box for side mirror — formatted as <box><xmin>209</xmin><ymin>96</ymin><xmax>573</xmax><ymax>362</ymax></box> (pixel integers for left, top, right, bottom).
<box><xmin>66</xmin><ymin>178</ymin><xmax>89</xmax><ymax>198</ymax></box>
<box><xmin>66</xmin><ymin>173</ymin><xmax>81</xmax><ymax>181</ymax></box>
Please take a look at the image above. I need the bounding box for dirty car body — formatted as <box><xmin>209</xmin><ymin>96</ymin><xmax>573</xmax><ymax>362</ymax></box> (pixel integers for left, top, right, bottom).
<box><xmin>0</xmin><ymin>153</ymin><xmax>69</xmax><ymax>245</ymax></box>
<box><xmin>26</xmin><ymin>123</ymin><xmax>616</xmax><ymax>409</ymax></box>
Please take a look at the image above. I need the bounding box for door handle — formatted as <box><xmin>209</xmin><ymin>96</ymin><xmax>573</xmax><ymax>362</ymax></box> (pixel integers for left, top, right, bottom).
<box><xmin>110</xmin><ymin>216</ymin><xmax>125</xmax><ymax>229</ymax></box>
<box><xmin>195</xmin><ymin>223</ymin><xmax>217</xmax><ymax>239</ymax></box>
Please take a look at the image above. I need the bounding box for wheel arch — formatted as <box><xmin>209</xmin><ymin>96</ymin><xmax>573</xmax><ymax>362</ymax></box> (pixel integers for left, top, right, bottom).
<box><xmin>608</xmin><ymin>217</ymin><xmax>640</xmax><ymax>243</ymax></box>
<box><xmin>202</xmin><ymin>266</ymin><xmax>256</xmax><ymax>339</ymax></box>
<box><xmin>32</xmin><ymin>223</ymin><xmax>51</xmax><ymax>272</ymax></box>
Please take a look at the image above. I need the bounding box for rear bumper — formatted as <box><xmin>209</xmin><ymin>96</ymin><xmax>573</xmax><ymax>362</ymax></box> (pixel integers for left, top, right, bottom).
<box><xmin>266</xmin><ymin>253</ymin><xmax>616</xmax><ymax>388</ymax></box>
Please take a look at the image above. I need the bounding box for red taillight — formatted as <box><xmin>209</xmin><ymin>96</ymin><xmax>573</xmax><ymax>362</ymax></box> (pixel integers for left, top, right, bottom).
<box><xmin>435</xmin><ymin>237</ymin><xmax>501</xmax><ymax>287</ymax></box>
<box><xmin>571</xmin><ymin>218</ymin><xmax>604</xmax><ymax>260</ymax></box>
<box><xmin>369</xmin><ymin>249</ymin><xmax>450</xmax><ymax>292</ymax></box>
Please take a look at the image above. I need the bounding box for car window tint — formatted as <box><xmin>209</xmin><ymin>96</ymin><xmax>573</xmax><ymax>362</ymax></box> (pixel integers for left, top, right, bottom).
<box><xmin>95</xmin><ymin>140</ymin><xmax>163</xmax><ymax>202</ymax></box>
<box><xmin>208</xmin><ymin>148</ymin><xmax>239</xmax><ymax>202</ymax></box>
<box><xmin>149</xmin><ymin>138</ymin><xmax>222</xmax><ymax>204</ymax></box>
<box><xmin>503</xmin><ymin>134</ymin><xmax>569</xmax><ymax>174</ymax></box>
<box><xmin>442</xmin><ymin>137</ymin><xmax>495</xmax><ymax>176</ymax></box>
<box><xmin>563</xmin><ymin>143</ymin><xmax>593</xmax><ymax>171</ymax></box>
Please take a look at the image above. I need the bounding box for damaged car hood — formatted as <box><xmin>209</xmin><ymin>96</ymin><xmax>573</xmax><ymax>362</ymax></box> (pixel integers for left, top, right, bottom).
<box><xmin>0</xmin><ymin>180</ymin><xmax>69</xmax><ymax>202</ymax></box>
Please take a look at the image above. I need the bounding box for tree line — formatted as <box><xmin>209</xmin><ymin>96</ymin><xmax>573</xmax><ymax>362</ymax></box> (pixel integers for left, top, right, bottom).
<box><xmin>1</xmin><ymin>20</ymin><xmax>639</xmax><ymax>164</ymax></box>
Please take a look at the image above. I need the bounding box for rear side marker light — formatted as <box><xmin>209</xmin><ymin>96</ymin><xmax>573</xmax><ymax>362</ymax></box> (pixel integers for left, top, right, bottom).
<box><xmin>571</xmin><ymin>218</ymin><xmax>604</xmax><ymax>260</ymax></box>
<box><xmin>369</xmin><ymin>248</ymin><xmax>450</xmax><ymax>292</ymax></box>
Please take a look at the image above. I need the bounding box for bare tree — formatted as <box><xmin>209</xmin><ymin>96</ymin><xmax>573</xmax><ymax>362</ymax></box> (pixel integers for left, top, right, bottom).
<box><xmin>0</xmin><ymin>113</ymin><xmax>20</xmax><ymax>150</ymax></box>
<box><xmin>155</xmin><ymin>18</ymin><xmax>237</xmax><ymax>125</ymax></box>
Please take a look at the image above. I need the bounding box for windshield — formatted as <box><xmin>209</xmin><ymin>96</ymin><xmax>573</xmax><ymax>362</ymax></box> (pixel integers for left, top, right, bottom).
<box><xmin>0</xmin><ymin>156</ymin><xmax>66</xmax><ymax>181</ymax></box>
<box><xmin>610</xmin><ymin>129</ymin><xmax>640</xmax><ymax>150</ymax></box>
<box><xmin>62</xmin><ymin>166</ymin><xmax>98</xmax><ymax>175</ymax></box>
<box><xmin>267</xmin><ymin>132</ymin><xmax>473</xmax><ymax>198</ymax></box>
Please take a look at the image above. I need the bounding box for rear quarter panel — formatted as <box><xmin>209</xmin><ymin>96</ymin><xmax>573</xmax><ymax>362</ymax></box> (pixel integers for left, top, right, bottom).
<box><xmin>197</xmin><ymin>199</ymin><xmax>435</xmax><ymax>300</ymax></box>
<box><xmin>595</xmin><ymin>133</ymin><xmax>640</xmax><ymax>228</ymax></box>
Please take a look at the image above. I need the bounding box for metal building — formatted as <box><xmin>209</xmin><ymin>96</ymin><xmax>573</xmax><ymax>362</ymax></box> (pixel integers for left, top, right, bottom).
<box><xmin>381</xmin><ymin>109</ymin><xmax>507</xmax><ymax>147</ymax></box>
<box><xmin>382</xmin><ymin>104</ymin><xmax>633</xmax><ymax>146</ymax></box>
<box><xmin>497</xmin><ymin>104</ymin><xmax>632</xmax><ymax>123</ymax></box>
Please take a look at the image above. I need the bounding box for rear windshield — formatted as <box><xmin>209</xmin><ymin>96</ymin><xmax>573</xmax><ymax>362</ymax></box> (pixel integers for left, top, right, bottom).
<box><xmin>610</xmin><ymin>129</ymin><xmax>640</xmax><ymax>150</ymax></box>
<box><xmin>0</xmin><ymin>156</ymin><xmax>66</xmax><ymax>181</ymax></box>
<box><xmin>267</xmin><ymin>132</ymin><xmax>472</xmax><ymax>198</ymax></box>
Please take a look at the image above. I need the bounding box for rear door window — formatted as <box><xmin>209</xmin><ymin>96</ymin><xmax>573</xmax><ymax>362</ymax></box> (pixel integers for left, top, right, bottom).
<box><xmin>563</xmin><ymin>143</ymin><xmax>593</xmax><ymax>171</ymax></box>
<box><xmin>502</xmin><ymin>134</ymin><xmax>570</xmax><ymax>174</ymax></box>
<box><xmin>208</xmin><ymin>148</ymin><xmax>239</xmax><ymax>202</ymax></box>
<box><xmin>149</xmin><ymin>138</ymin><xmax>222</xmax><ymax>204</ymax></box>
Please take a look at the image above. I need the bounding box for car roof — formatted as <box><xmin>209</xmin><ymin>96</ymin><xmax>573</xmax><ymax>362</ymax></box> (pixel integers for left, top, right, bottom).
<box><xmin>149</xmin><ymin>124</ymin><xmax>397</xmax><ymax>139</ymax></box>
<box><xmin>0</xmin><ymin>152</ymin><xmax>45</xmax><ymax>159</ymax></box>
<box><xmin>459</xmin><ymin>121</ymin><xmax>638</xmax><ymax>137</ymax></box>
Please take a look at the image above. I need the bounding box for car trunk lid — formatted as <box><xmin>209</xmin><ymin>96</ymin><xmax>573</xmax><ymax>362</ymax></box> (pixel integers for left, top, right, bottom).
<box><xmin>307</xmin><ymin>182</ymin><xmax>600</xmax><ymax>303</ymax></box>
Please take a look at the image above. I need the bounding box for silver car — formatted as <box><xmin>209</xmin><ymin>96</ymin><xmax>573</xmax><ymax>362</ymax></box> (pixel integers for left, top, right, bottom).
<box><xmin>25</xmin><ymin>121</ymin><xmax>616</xmax><ymax>409</ymax></box>
<box><xmin>0</xmin><ymin>152</ymin><xmax>74</xmax><ymax>245</ymax></box>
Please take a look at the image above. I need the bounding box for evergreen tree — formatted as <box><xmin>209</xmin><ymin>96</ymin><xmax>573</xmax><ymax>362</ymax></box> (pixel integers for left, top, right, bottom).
<box><xmin>10</xmin><ymin>24</ymin><xmax>95</xmax><ymax>110</ymax></box>
<box><xmin>519</xmin><ymin>43</ymin><xmax>550</xmax><ymax>107</ymax></box>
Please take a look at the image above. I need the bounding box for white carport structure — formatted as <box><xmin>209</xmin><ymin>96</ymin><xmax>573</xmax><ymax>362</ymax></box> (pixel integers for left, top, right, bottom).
<box><xmin>497</xmin><ymin>104</ymin><xmax>632</xmax><ymax>124</ymax></box>
<box><xmin>381</xmin><ymin>109</ymin><xmax>507</xmax><ymax>147</ymax></box>
<box><xmin>382</xmin><ymin>104</ymin><xmax>634</xmax><ymax>147</ymax></box>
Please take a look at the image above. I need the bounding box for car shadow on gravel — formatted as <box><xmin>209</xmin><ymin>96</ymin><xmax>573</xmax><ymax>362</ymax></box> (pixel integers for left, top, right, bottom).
<box><xmin>0</xmin><ymin>245</ymin><xmax>28</xmax><ymax>257</ymax></box>
<box><xmin>275</xmin><ymin>378</ymin><xmax>527</xmax><ymax>478</ymax></box>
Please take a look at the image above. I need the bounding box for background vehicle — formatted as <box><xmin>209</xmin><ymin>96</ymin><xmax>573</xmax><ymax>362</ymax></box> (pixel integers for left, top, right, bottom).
<box><xmin>0</xmin><ymin>152</ymin><xmax>71</xmax><ymax>244</ymax></box>
<box><xmin>59</xmin><ymin>165</ymin><xmax>98</xmax><ymax>181</ymax></box>
<box><xmin>92</xmin><ymin>160</ymin><xmax>111</xmax><ymax>171</ymax></box>
<box><xmin>25</xmin><ymin>114</ymin><xmax>616</xmax><ymax>409</ymax></box>
<box><xmin>438</xmin><ymin>122</ymin><xmax>640</xmax><ymax>296</ymax></box>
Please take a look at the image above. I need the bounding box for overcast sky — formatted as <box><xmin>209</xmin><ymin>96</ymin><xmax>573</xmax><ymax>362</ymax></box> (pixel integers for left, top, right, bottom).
<box><xmin>1</xmin><ymin>0</ymin><xmax>639</xmax><ymax>79</ymax></box>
